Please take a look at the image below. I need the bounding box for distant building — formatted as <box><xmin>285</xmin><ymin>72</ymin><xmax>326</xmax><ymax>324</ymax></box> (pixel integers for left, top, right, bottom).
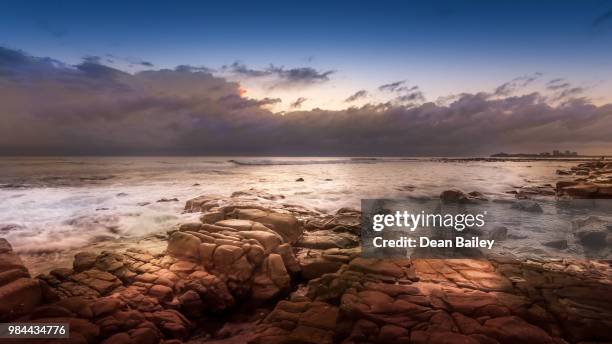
<box><xmin>491</xmin><ymin>150</ymin><xmax>579</xmax><ymax>158</ymax></box>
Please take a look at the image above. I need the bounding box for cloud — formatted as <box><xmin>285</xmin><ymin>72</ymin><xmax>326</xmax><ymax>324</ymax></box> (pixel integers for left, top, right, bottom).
<box><xmin>494</xmin><ymin>73</ymin><xmax>541</xmax><ymax>96</ymax></box>
<box><xmin>1</xmin><ymin>47</ymin><xmax>611</xmax><ymax>156</ymax></box>
<box><xmin>546</xmin><ymin>78</ymin><xmax>570</xmax><ymax>91</ymax></box>
<box><xmin>555</xmin><ymin>87</ymin><xmax>584</xmax><ymax>101</ymax></box>
<box><xmin>223</xmin><ymin>62</ymin><xmax>334</xmax><ymax>87</ymax></box>
<box><xmin>593</xmin><ymin>8</ymin><xmax>612</xmax><ymax>27</ymax></box>
<box><xmin>268</xmin><ymin>65</ymin><xmax>334</xmax><ymax>86</ymax></box>
<box><xmin>290</xmin><ymin>97</ymin><xmax>307</xmax><ymax>109</ymax></box>
<box><xmin>223</xmin><ymin>62</ymin><xmax>269</xmax><ymax>77</ymax></box>
<box><xmin>175</xmin><ymin>65</ymin><xmax>214</xmax><ymax>73</ymax></box>
<box><xmin>378</xmin><ymin>80</ymin><xmax>406</xmax><ymax>92</ymax></box>
<box><xmin>345</xmin><ymin>90</ymin><xmax>368</xmax><ymax>102</ymax></box>
<box><xmin>103</xmin><ymin>54</ymin><xmax>155</xmax><ymax>68</ymax></box>
<box><xmin>394</xmin><ymin>90</ymin><xmax>425</xmax><ymax>103</ymax></box>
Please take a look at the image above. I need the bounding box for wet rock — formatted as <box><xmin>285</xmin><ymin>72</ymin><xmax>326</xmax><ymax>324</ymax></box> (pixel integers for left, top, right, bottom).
<box><xmin>489</xmin><ymin>226</ymin><xmax>508</xmax><ymax>241</ymax></box>
<box><xmin>228</xmin><ymin>208</ymin><xmax>302</xmax><ymax>244</ymax></box>
<box><xmin>167</xmin><ymin>232</ymin><xmax>201</xmax><ymax>261</ymax></box>
<box><xmin>572</xmin><ymin>216</ymin><xmax>610</xmax><ymax>249</ymax></box>
<box><xmin>295</xmin><ymin>177</ymin><xmax>304</xmax><ymax>182</ymax></box>
<box><xmin>0</xmin><ymin>239</ymin><xmax>42</xmax><ymax>321</ymax></box>
<box><xmin>511</xmin><ymin>200</ymin><xmax>543</xmax><ymax>213</ymax></box>
<box><xmin>74</xmin><ymin>252</ymin><xmax>98</xmax><ymax>272</ymax></box>
<box><xmin>295</xmin><ymin>230</ymin><xmax>359</xmax><ymax>249</ymax></box>
<box><xmin>0</xmin><ymin>278</ymin><xmax>43</xmax><ymax>321</ymax></box>
<box><xmin>542</xmin><ymin>239</ymin><xmax>567</xmax><ymax>250</ymax></box>
<box><xmin>300</xmin><ymin>257</ymin><xmax>344</xmax><ymax>280</ymax></box>
<box><xmin>440</xmin><ymin>189</ymin><xmax>472</xmax><ymax>203</ymax></box>
<box><xmin>200</xmin><ymin>211</ymin><xmax>224</xmax><ymax>224</ymax></box>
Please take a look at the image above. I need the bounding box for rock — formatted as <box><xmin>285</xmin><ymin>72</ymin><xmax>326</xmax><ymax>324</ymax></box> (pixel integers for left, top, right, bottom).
<box><xmin>34</xmin><ymin>317</ymin><xmax>99</xmax><ymax>343</ymax></box>
<box><xmin>542</xmin><ymin>239</ymin><xmax>567</xmax><ymax>250</ymax></box>
<box><xmin>29</xmin><ymin>304</ymin><xmax>74</xmax><ymax>319</ymax></box>
<box><xmin>511</xmin><ymin>200</ymin><xmax>543</xmax><ymax>213</ymax></box>
<box><xmin>247</xmin><ymin>244</ymin><xmax>266</xmax><ymax>265</ymax></box>
<box><xmin>289</xmin><ymin>325</ymin><xmax>333</xmax><ymax>344</ymax></box>
<box><xmin>348</xmin><ymin>258</ymin><xmax>405</xmax><ymax>278</ymax></box>
<box><xmin>467</xmin><ymin>191</ymin><xmax>488</xmax><ymax>201</ymax></box>
<box><xmin>296</xmin><ymin>178</ymin><xmax>305</xmax><ymax>182</ymax></box>
<box><xmin>102</xmin><ymin>333</ymin><xmax>131</xmax><ymax>344</ymax></box>
<box><xmin>267</xmin><ymin>254</ymin><xmax>290</xmax><ymax>289</ymax></box>
<box><xmin>0</xmin><ymin>240</ymin><xmax>42</xmax><ymax>321</ymax></box>
<box><xmin>54</xmin><ymin>297</ymin><xmax>93</xmax><ymax>318</ymax></box>
<box><xmin>167</xmin><ymin>232</ymin><xmax>201</xmax><ymax>260</ymax></box>
<box><xmin>378</xmin><ymin>324</ymin><xmax>410</xmax><ymax>342</ymax></box>
<box><xmin>484</xmin><ymin>316</ymin><xmax>554</xmax><ymax>343</ymax></box>
<box><xmin>296</xmin><ymin>231</ymin><xmax>359</xmax><ymax>249</ymax></box>
<box><xmin>213</xmin><ymin>245</ymin><xmax>244</xmax><ymax>268</ymax></box>
<box><xmin>147</xmin><ymin>309</ymin><xmax>190</xmax><ymax>339</ymax></box>
<box><xmin>489</xmin><ymin>226</ymin><xmax>508</xmax><ymax>241</ymax></box>
<box><xmin>240</xmin><ymin>230</ymin><xmax>282</xmax><ymax>253</ymax></box>
<box><xmin>149</xmin><ymin>284</ymin><xmax>173</xmax><ymax>302</ymax></box>
<box><xmin>275</xmin><ymin>243</ymin><xmax>301</xmax><ymax>274</ymax></box>
<box><xmin>556</xmin><ymin>182</ymin><xmax>599</xmax><ymax>198</ymax></box>
<box><xmin>299</xmin><ymin>302</ymin><xmax>338</xmax><ymax>330</ymax></box>
<box><xmin>572</xmin><ymin>216</ymin><xmax>610</xmax><ymax>249</ymax></box>
<box><xmin>198</xmin><ymin>243</ymin><xmax>216</xmax><ymax>267</ymax></box>
<box><xmin>229</xmin><ymin>209</ymin><xmax>302</xmax><ymax>244</ymax></box>
<box><xmin>440</xmin><ymin>189</ymin><xmax>472</xmax><ymax>203</ymax></box>
<box><xmin>157</xmin><ymin>197</ymin><xmax>179</xmax><ymax>202</ymax></box>
<box><xmin>91</xmin><ymin>297</ymin><xmax>124</xmax><ymax>317</ymax></box>
<box><xmin>179</xmin><ymin>222</ymin><xmax>202</xmax><ymax>232</ymax></box>
<box><xmin>409</xmin><ymin>330</ymin><xmax>479</xmax><ymax>344</ymax></box>
<box><xmin>200</xmin><ymin>211</ymin><xmax>224</xmax><ymax>224</ymax></box>
<box><xmin>74</xmin><ymin>252</ymin><xmax>97</xmax><ymax>272</ymax></box>
<box><xmin>70</xmin><ymin>269</ymin><xmax>122</xmax><ymax>295</ymax></box>
<box><xmin>300</xmin><ymin>258</ymin><xmax>343</xmax><ymax>280</ymax></box>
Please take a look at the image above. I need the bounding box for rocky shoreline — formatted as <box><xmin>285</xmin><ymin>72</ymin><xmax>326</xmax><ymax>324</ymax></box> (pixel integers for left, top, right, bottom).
<box><xmin>1</xmin><ymin>162</ymin><xmax>611</xmax><ymax>343</ymax></box>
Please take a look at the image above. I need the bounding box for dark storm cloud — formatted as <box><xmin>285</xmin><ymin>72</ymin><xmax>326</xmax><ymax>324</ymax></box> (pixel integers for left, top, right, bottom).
<box><xmin>223</xmin><ymin>62</ymin><xmax>269</xmax><ymax>77</ymax></box>
<box><xmin>345</xmin><ymin>90</ymin><xmax>368</xmax><ymax>102</ymax></box>
<box><xmin>378</xmin><ymin>80</ymin><xmax>406</xmax><ymax>92</ymax></box>
<box><xmin>267</xmin><ymin>65</ymin><xmax>333</xmax><ymax>85</ymax></box>
<box><xmin>223</xmin><ymin>62</ymin><xmax>333</xmax><ymax>87</ymax></box>
<box><xmin>219</xmin><ymin>94</ymin><xmax>281</xmax><ymax>110</ymax></box>
<box><xmin>1</xmin><ymin>47</ymin><xmax>611</xmax><ymax>156</ymax></box>
<box><xmin>290</xmin><ymin>97</ymin><xmax>308</xmax><ymax>109</ymax></box>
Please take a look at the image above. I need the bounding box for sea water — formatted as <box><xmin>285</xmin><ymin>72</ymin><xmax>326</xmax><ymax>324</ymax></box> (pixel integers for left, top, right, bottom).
<box><xmin>0</xmin><ymin>156</ymin><xmax>583</xmax><ymax>272</ymax></box>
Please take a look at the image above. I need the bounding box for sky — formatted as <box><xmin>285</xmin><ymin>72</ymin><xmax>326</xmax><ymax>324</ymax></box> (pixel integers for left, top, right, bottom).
<box><xmin>1</xmin><ymin>0</ymin><xmax>612</xmax><ymax>155</ymax></box>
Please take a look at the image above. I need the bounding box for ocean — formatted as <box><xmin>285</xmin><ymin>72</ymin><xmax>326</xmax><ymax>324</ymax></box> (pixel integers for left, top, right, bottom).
<box><xmin>0</xmin><ymin>157</ymin><xmax>586</xmax><ymax>273</ymax></box>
